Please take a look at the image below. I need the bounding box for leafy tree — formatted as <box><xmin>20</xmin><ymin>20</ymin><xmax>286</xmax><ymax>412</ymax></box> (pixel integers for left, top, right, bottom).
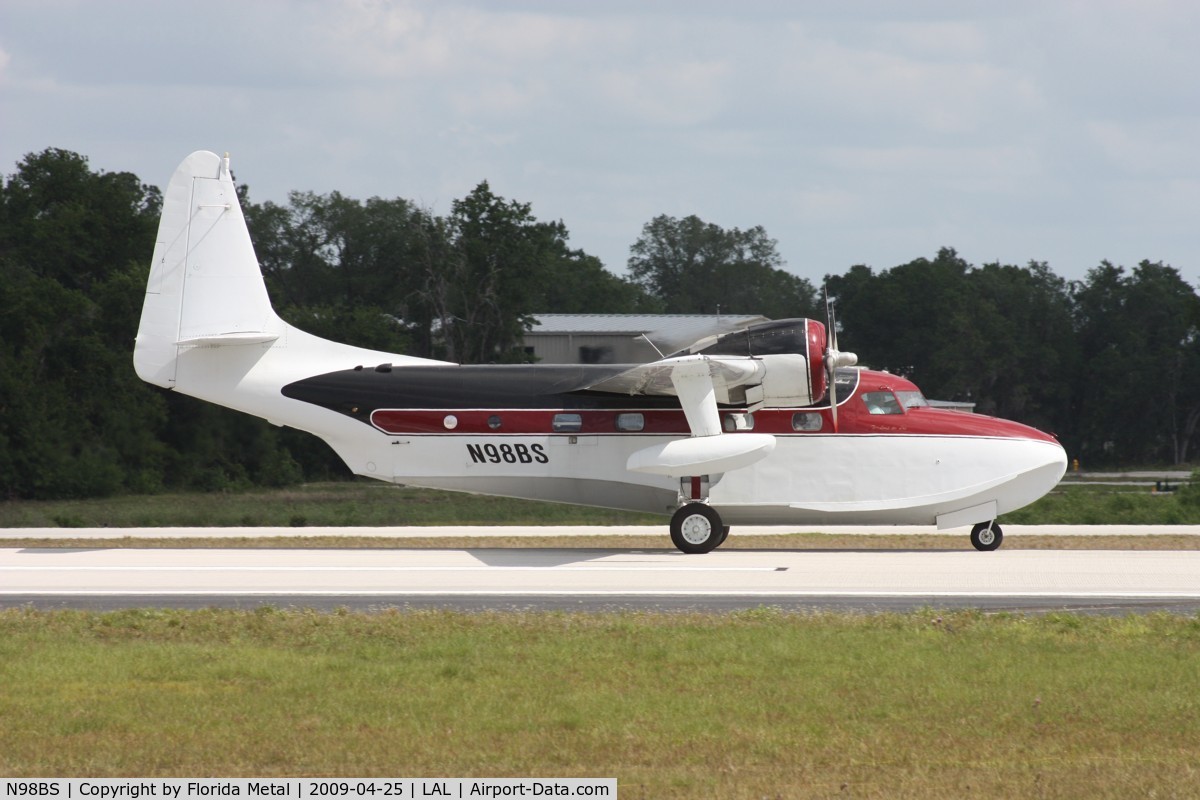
<box><xmin>0</xmin><ymin>148</ymin><xmax>160</xmax><ymax>292</ymax></box>
<box><xmin>828</xmin><ymin>249</ymin><xmax>1077</xmax><ymax>438</ymax></box>
<box><xmin>245</xmin><ymin>182</ymin><xmax>656</xmax><ymax>363</ymax></box>
<box><xmin>539</xmin><ymin>247</ymin><xmax>660</xmax><ymax>315</ymax></box>
<box><xmin>964</xmin><ymin>261</ymin><xmax>1077</xmax><ymax>436</ymax></box>
<box><xmin>0</xmin><ymin>150</ymin><xmax>313</xmax><ymax>499</ymax></box>
<box><xmin>1072</xmin><ymin>261</ymin><xmax>1200</xmax><ymax>464</ymax></box>
<box><xmin>0</xmin><ymin>150</ymin><xmax>166</xmax><ymax>498</ymax></box>
<box><xmin>628</xmin><ymin>214</ymin><xmax>819</xmax><ymax>318</ymax></box>
<box><xmin>244</xmin><ymin>190</ymin><xmax>420</xmax><ymax>355</ymax></box>
<box><xmin>427</xmin><ymin>182</ymin><xmax>570</xmax><ymax>362</ymax></box>
<box><xmin>828</xmin><ymin>248</ymin><xmax>974</xmax><ymax>392</ymax></box>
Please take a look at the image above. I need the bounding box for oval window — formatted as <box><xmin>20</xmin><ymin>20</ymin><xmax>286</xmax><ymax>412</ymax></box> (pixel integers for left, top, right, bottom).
<box><xmin>552</xmin><ymin>413</ymin><xmax>583</xmax><ymax>433</ymax></box>
<box><xmin>722</xmin><ymin>413</ymin><xmax>755</xmax><ymax>432</ymax></box>
<box><xmin>791</xmin><ymin>412</ymin><xmax>823</xmax><ymax>431</ymax></box>
<box><xmin>615</xmin><ymin>413</ymin><xmax>644</xmax><ymax>432</ymax></box>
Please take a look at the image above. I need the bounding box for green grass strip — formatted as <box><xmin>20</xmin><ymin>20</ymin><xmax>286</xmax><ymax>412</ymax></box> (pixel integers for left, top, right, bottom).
<box><xmin>1</xmin><ymin>608</ymin><xmax>1198</xmax><ymax>798</ymax></box>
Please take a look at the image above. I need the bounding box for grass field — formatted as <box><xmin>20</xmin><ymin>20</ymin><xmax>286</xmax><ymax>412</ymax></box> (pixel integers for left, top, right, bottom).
<box><xmin>2</xmin><ymin>477</ymin><xmax>1199</xmax><ymax>529</ymax></box>
<box><xmin>0</xmin><ymin>482</ymin><xmax>660</xmax><ymax>529</ymax></box>
<box><xmin>1</xmin><ymin>608</ymin><xmax>1198</xmax><ymax>798</ymax></box>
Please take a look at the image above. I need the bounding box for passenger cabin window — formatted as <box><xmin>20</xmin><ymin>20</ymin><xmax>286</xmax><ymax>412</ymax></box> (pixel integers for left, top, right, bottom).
<box><xmin>792</xmin><ymin>412</ymin><xmax>823</xmax><ymax>431</ymax></box>
<box><xmin>723</xmin><ymin>413</ymin><xmax>755</xmax><ymax>431</ymax></box>
<box><xmin>615</xmin><ymin>413</ymin><xmax>644</xmax><ymax>432</ymax></box>
<box><xmin>552</xmin><ymin>413</ymin><xmax>583</xmax><ymax>432</ymax></box>
<box><xmin>862</xmin><ymin>391</ymin><xmax>903</xmax><ymax>415</ymax></box>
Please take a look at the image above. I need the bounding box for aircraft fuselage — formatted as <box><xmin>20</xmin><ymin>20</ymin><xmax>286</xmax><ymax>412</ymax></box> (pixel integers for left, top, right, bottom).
<box><xmin>281</xmin><ymin>363</ymin><xmax>1066</xmax><ymax>527</ymax></box>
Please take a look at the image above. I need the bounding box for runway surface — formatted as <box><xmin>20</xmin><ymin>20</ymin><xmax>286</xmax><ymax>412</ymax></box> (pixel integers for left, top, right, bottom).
<box><xmin>4</xmin><ymin>541</ymin><xmax>1200</xmax><ymax>614</ymax></box>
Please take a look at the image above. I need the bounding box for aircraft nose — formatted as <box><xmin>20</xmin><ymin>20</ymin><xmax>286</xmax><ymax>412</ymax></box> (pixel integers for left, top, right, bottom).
<box><xmin>997</xmin><ymin>437</ymin><xmax>1068</xmax><ymax>516</ymax></box>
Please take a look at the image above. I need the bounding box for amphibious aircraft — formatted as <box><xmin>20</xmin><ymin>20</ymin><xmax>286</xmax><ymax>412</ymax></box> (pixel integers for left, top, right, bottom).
<box><xmin>134</xmin><ymin>151</ymin><xmax>1067</xmax><ymax>553</ymax></box>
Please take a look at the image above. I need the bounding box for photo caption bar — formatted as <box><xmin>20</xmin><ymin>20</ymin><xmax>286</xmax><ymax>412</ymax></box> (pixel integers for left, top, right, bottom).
<box><xmin>0</xmin><ymin>780</ymin><xmax>616</xmax><ymax>800</ymax></box>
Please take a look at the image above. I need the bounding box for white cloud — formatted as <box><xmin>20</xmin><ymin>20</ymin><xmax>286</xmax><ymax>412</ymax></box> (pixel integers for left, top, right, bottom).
<box><xmin>1</xmin><ymin>0</ymin><xmax>1199</xmax><ymax>280</ymax></box>
<box><xmin>597</xmin><ymin>59</ymin><xmax>733</xmax><ymax>126</ymax></box>
<box><xmin>318</xmin><ymin>2</ymin><xmax>598</xmax><ymax>80</ymax></box>
<box><xmin>770</xmin><ymin>25</ymin><xmax>1046</xmax><ymax>139</ymax></box>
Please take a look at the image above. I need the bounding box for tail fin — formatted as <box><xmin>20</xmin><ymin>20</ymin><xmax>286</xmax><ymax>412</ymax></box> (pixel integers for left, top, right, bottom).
<box><xmin>134</xmin><ymin>151</ymin><xmax>282</xmax><ymax>388</ymax></box>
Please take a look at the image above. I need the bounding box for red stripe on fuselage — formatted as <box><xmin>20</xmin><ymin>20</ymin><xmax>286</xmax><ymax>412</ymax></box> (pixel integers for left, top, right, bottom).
<box><xmin>369</xmin><ymin>405</ymin><xmax>1057</xmax><ymax>443</ymax></box>
<box><xmin>368</xmin><ymin>368</ymin><xmax>1057</xmax><ymax>444</ymax></box>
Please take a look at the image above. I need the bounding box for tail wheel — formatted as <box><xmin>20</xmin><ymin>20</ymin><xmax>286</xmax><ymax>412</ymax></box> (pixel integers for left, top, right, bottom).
<box><xmin>670</xmin><ymin>503</ymin><xmax>725</xmax><ymax>554</ymax></box>
<box><xmin>970</xmin><ymin>521</ymin><xmax>1004</xmax><ymax>551</ymax></box>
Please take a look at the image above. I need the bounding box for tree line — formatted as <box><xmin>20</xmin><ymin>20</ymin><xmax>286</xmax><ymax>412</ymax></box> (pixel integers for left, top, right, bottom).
<box><xmin>1</xmin><ymin>148</ymin><xmax>1197</xmax><ymax>499</ymax></box>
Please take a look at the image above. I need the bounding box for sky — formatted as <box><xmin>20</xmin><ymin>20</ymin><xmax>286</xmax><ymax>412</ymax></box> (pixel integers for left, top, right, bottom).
<box><xmin>2</xmin><ymin>0</ymin><xmax>1199</xmax><ymax>287</ymax></box>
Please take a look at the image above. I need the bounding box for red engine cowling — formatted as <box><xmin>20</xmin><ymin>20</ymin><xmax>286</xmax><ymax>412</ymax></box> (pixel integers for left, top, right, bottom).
<box><xmin>805</xmin><ymin>318</ymin><xmax>829</xmax><ymax>404</ymax></box>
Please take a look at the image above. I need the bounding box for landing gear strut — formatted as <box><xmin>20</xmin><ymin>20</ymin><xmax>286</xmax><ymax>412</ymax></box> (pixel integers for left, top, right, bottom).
<box><xmin>670</xmin><ymin>503</ymin><xmax>726</xmax><ymax>554</ymax></box>
<box><xmin>970</xmin><ymin>521</ymin><xmax>1004</xmax><ymax>551</ymax></box>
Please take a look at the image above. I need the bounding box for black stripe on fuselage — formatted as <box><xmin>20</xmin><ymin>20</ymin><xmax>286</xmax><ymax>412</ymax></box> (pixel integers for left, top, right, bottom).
<box><xmin>281</xmin><ymin>363</ymin><xmax>688</xmax><ymax>421</ymax></box>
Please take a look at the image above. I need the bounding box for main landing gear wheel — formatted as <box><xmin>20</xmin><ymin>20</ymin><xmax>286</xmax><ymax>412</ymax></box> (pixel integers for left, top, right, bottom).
<box><xmin>670</xmin><ymin>503</ymin><xmax>725</xmax><ymax>554</ymax></box>
<box><xmin>970</xmin><ymin>521</ymin><xmax>1004</xmax><ymax>551</ymax></box>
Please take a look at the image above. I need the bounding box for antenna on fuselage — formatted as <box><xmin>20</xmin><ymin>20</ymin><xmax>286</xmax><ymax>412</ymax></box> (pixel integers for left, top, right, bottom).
<box><xmin>637</xmin><ymin>333</ymin><xmax>666</xmax><ymax>359</ymax></box>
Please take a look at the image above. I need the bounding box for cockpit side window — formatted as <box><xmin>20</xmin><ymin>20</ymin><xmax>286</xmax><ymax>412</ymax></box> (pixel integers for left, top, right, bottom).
<box><xmin>862</xmin><ymin>391</ymin><xmax>904</xmax><ymax>415</ymax></box>
<box><xmin>896</xmin><ymin>390</ymin><xmax>928</xmax><ymax>409</ymax></box>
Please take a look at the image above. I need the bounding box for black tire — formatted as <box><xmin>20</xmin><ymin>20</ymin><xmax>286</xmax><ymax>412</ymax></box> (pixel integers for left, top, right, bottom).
<box><xmin>670</xmin><ymin>503</ymin><xmax>724</xmax><ymax>554</ymax></box>
<box><xmin>970</xmin><ymin>521</ymin><xmax>1003</xmax><ymax>551</ymax></box>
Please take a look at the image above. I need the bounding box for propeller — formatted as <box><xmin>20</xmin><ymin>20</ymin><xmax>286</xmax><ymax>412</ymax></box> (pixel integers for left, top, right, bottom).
<box><xmin>823</xmin><ymin>287</ymin><xmax>857</xmax><ymax>432</ymax></box>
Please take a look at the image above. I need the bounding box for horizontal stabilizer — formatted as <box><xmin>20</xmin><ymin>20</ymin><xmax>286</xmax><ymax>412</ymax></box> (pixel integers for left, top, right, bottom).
<box><xmin>176</xmin><ymin>332</ymin><xmax>280</xmax><ymax>346</ymax></box>
<box><xmin>627</xmin><ymin>433</ymin><xmax>776</xmax><ymax>477</ymax></box>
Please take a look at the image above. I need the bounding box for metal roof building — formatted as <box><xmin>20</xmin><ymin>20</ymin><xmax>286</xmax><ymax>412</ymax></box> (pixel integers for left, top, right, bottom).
<box><xmin>524</xmin><ymin>313</ymin><xmax>769</xmax><ymax>364</ymax></box>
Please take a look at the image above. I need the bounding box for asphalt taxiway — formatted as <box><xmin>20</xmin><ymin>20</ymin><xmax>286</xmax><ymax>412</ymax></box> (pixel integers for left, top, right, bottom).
<box><xmin>3</xmin><ymin>528</ymin><xmax>1200</xmax><ymax>613</ymax></box>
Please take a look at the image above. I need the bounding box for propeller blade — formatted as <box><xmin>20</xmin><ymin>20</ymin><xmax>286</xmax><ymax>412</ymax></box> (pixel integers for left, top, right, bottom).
<box><xmin>828</xmin><ymin>358</ymin><xmax>838</xmax><ymax>432</ymax></box>
<box><xmin>824</xmin><ymin>285</ymin><xmax>839</xmax><ymax>431</ymax></box>
<box><xmin>824</xmin><ymin>285</ymin><xmax>839</xmax><ymax>352</ymax></box>
<box><xmin>821</xmin><ymin>288</ymin><xmax>856</xmax><ymax>433</ymax></box>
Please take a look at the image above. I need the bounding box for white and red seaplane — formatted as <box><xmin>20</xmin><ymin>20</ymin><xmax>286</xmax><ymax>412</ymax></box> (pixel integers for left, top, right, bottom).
<box><xmin>135</xmin><ymin>152</ymin><xmax>1067</xmax><ymax>553</ymax></box>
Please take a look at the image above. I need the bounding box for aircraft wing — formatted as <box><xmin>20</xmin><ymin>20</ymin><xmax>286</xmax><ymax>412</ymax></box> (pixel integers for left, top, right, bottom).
<box><xmin>586</xmin><ymin>354</ymin><xmax>811</xmax><ymax>477</ymax></box>
<box><xmin>586</xmin><ymin>354</ymin><xmax>759</xmax><ymax>403</ymax></box>
<box><xmin>586</xmin><ymin>352</ymin><xmax>814</xmax><ymax>413</ymax></box>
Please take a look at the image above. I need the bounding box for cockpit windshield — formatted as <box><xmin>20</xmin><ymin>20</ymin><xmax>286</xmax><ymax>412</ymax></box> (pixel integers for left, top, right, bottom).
<box><xmin>896</xmin><ymin>390</ymin><xmax>928</xmax><ymax>409</ymax></box>
<box><xmin>862</xmin><ymin>391</ymin><xmax>903</xmax><ymax>415</ymax></box>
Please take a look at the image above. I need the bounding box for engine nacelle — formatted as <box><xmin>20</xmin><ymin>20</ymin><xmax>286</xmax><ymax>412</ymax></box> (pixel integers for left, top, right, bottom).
<box><xmin>673</xmin><ymin>318</ymin><xmax>831</xmax><ymax>407</ymax></box>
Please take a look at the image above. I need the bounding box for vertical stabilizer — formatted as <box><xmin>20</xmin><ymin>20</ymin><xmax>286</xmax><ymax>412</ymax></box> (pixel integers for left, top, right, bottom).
<box><xmin>134</xmin><ymin>151</ymin><xmax>280</xmax><ymax>388</ymax></box>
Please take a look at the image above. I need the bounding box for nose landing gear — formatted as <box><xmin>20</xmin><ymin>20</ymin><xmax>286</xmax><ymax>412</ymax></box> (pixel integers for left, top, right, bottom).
<box><xmin>970</xmin><ymin>521</ymin><xmax>1004</xmax><ymax>551</ymax></box>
